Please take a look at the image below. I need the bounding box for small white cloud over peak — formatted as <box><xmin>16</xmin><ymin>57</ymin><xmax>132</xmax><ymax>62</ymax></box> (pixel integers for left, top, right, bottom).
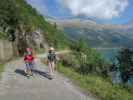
<box><xmin>58</xmin><ymin>0</ymin><xmax>128</xmax><ymax>19</ymax></box>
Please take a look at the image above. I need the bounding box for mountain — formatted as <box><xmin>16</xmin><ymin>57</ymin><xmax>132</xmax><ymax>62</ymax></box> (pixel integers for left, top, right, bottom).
<box><xmin>0</xmin><ymin>0</ymin><xmax>68</xmax><ymax>55</ymax></box>
<box><xmin>46</xmin><ymin>17</ymin><xmax>133</xmax><ymax>48</ymax></box>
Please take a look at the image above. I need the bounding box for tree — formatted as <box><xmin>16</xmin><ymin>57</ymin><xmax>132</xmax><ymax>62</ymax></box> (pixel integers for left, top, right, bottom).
<box><xmin>54</xmin><ymin>22</ymin><xmax>57</xmax><ymax>29</ymax></box>
<box><xmin>71</xmin><ymin>39</ymin><xmax>105</xmax><ymax>75</ymax></box>
<box><xmin>0</xmin><ymin>0</ymin><xmax>19</xmax><ymax>28</ymax></box>
<box><xmin>116</xmin><ymin>48</ymin><xmax>133</xmax><ymax>82</ymax></box>
<box><xmin>73</xmin><ymin>38</ymin><xmax>88</xmax><ymax>52</ymax></box>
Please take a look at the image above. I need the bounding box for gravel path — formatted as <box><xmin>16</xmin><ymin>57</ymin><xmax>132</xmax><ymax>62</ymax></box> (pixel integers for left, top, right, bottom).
<box><xmin>0</xmin><ymin>58</ymin><xmax>96</xmax><ymax>100</ymax></box>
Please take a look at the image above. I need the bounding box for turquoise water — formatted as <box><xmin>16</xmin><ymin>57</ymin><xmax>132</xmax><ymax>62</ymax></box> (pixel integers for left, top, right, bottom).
<box><xmin>96</xmin><ymin>49</ymin><xmax>120</xmax><ymax>63</ymax></box>
<box><xmin>96</xmin><ymin>48</ymin><xmax>133</xmax><ymax>85</ymax></box>
<box><xmin>97</xmin><ymin>49</ymin><xmax>122</xmax><ymax>84</ymax></box>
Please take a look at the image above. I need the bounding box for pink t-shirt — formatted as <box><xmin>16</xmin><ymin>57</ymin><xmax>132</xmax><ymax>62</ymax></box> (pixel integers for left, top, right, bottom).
<box><xmin>24</xmin><ymin>55</ymin><xmax>34</xmax><ymax>63</ymax></box>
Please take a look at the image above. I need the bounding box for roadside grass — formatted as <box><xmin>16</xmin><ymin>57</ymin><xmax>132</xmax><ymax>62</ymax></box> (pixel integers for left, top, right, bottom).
<box><xmin>0</xmin><ymin>32</ymin><xmax>7</xmax><ymax>39</ymax></box>
<box><xmin>35</xmin><ymin>48</ymin><xmax>45</xmax><ymax>54</ymax></box>
<box><xmin>0</xmin><ymin>63</ymin><xmax>4</xmax><ymax>76</ymax></box>
<box><xmin>57</xmin><ymin>63</ymin><xmax>133</xmax><ymax>100</ymax></box>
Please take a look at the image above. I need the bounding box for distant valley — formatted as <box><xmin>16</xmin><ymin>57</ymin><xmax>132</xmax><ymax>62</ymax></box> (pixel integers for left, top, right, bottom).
<box><xmin>46</xmin><ymin>17</ymin><xmax>133</xmax><ymax>48</ymax></box>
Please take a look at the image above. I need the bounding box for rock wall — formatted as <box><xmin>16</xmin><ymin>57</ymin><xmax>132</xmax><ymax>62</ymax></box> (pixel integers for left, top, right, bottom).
<box><xmin>0</xmin><ymin>39</ymin><xmax>14</xmax><ymax>62</ymax></box>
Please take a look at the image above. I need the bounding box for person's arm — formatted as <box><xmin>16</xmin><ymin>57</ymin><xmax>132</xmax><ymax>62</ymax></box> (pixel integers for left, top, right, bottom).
<box><xmin>54</xmin><ymin>53</ymin><xmax>58</xmax><ymax>63</ymax></box>
<box><xmin>32</xmin><ymin>56</ymin><xmax>35</xmax><ymax>64</ymax></box>
<box><xmin>46</xmin><ymin>54</ymin><xmax>50</xmax><ymax>64</ymax></box>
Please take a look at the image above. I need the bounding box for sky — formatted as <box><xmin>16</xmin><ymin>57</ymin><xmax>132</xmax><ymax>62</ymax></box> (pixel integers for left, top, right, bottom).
<box><xmin>26</xmin><ymin>0</ymin><xmax>133</xmax><ymax>24</ymax></box>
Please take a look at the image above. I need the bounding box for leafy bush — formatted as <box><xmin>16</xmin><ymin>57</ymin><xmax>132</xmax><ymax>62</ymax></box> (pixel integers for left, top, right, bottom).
<box><xmin>69</xmin><ymin>39</ymin><xmax>109</xmax><ymax>75</ymax></box>
<box><xmin>116</xmin><ymin>48</ymin><xmax>133</xmax><ymax>83</ymax></box>
<box><xmin>0</xmin><ymin>32</ymin><xmax>7</xmax><ymax>39</ymax></box>
<box><xmin>58</xmin><ymin>53</ymin><xmax>80</xmax><ymax>70</ymax></box>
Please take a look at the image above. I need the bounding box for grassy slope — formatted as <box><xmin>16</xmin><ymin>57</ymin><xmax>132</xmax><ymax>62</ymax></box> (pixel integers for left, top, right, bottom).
<box><xmin>0</xmin><ymin>0</ymin><xmax>68</xmax><ymax>49</ymax></box>
<box><xmin>15</xmin><ymin>0</ymin><xmax>68</xmax><ymax>49</ymax></box>
<box><xmin>57</xmin><ymin>63</ymin><xmax>133</xmax><ymax>100</ymax></box>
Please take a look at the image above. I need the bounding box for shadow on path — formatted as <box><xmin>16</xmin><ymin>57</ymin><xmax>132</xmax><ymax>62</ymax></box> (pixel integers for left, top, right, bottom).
<box><xmin>15</xmin><ymin>69</ymin><xmax>52</xmax><ymax>80</ymax></box>
<box><xmin>32</xmin><ymin>69</ymin><xmax>52</xmax><ymax>80</ymax></box>
<box><xmin>15</xmin><ymin>69</ymin><xmax>27</xmax><ymax>77</ymax></box>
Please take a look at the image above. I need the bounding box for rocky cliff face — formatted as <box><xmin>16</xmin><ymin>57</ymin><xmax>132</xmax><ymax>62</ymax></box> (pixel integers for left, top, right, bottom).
<box><xmin>13</xmin><ymin>27</ymin><xmax>48</xmax><ymax>56</ymax></box>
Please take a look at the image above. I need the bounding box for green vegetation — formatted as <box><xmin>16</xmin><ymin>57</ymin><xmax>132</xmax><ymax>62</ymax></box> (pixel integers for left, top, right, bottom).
<box><xmin>0</xmin><ymin>32</ymin><xmax>7</xmax><ymax>39</ymax></box>
<box><xmin>57</xmin><ymin>39</ymin><xmax>133</xmax><ymax>100</ymax></box>
<box><xmin>0</xmin><ymin>0</ymin><xmax>68</xmax><ymax>55</ymax></box>
<box><xmin>64</xmin><ymin>39</ymin><xmax>109</xmax><ymax>76</ymax></box>
<box><xmin>63</xmin><ymin>23</ymin><xmax>133</xmax><ymax>48</ymax></box>
<box><xmin>115</xmin><ymin>48</ymin><xmax>133</xmax><ymax>83</ymax></box>
<box><xmin>0</xmin><ymin>0</ymin><xmax>132</xmax><ymax>99</ymax></box>
<box><xmin>0</xmin><ymin>64</ymin><xmax>4</xmax><ymax>74</ymax></box>
<box><xmin>15</xmin><ymin>0</ymin><xmax>69</xmax><ymax>49</ymax></box>
<box><xmin>57</xmin><ymin>63</ymin><xmax>133</xmax><ymax>100</ymax></box>
<box><xmin>35</xmin><ymin>48</ymin><xmax>45</xmax><ymax>54</ymax></box>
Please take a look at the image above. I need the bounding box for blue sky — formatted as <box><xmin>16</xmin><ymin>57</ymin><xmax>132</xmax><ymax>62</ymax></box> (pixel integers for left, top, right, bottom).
<box><xmin>27</xmin><ymin>0</ymin><xmax>133</xmax><ymax>24</ymax></box>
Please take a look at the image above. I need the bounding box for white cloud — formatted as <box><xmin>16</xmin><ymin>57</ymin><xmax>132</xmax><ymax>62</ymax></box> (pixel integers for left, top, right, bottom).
<box><xmin>58</xmin><ymin>0</ymin><xmax>128</xmax><ymax>19</ymax></box>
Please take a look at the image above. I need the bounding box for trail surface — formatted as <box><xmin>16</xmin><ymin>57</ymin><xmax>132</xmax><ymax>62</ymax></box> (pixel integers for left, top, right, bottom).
<box><xmin>0</xmin><ymin>57</ymin><xmax>96</xmax><ymax>100</ymax></box>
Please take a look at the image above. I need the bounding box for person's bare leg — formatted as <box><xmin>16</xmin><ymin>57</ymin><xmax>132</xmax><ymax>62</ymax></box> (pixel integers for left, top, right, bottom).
<box><xmin>48</xmin><ymin>62</ymin><xmax>52</xmax><ymax>75</ymax></box>
<box><xmin>29</xmin><ymin>69</ymin><xmax>33</xmax><ymax>76</ymax></box>
<box><xmin>51</xmin><ymin>62</ymin><xmax>55</xmax><ymax>73</ymax></box>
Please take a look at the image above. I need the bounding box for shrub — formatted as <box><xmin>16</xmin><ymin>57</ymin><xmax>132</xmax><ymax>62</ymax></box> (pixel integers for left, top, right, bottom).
<box><xmin>71</xmin><ymin>39</ymin><xmax>109</xmax><ymax>75</ymax></box>
<box><xmin>116</xmin><ymin>48</ymin><xmax>133</xmax><ymax>83</ymax></box>
<box><xmin>58</xmin><ymin>53</ymin><xmax>80</xmax><ymax>70</ymax></box>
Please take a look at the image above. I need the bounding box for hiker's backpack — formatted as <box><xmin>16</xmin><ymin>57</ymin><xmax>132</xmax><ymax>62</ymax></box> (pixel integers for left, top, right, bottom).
<box><xmin>47</xmin><ymin>53</ymin><xmax>56</xmax><ymax>62</ymax></box>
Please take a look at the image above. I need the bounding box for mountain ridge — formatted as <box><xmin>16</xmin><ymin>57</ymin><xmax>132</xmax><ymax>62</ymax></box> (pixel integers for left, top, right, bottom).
<box><xmin>45</xmin><ymin>17</ymin><xmax>133</xmax><ymax>48</ymax></box>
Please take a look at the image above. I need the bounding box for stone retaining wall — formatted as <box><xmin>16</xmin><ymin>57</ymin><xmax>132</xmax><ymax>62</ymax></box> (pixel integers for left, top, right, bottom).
<box><xmin>0</xmin><ymin>39</ymin><xmax>13</xmax><ymax>62</ymax></box>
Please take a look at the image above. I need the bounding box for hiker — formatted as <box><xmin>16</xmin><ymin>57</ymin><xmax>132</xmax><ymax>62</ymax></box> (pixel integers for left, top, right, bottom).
<box><xmin>24</xmin><ymin>47</ymin><xmax>34</xmax><ymax>77</ymax></box>
<box><xmin>47</xmin><ymin>47</ymin><xmax>56</xmax><ymax>77</ymax></box>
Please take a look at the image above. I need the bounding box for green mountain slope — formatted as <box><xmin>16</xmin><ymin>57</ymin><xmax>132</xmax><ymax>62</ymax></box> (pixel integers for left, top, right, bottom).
<box><xmin>63</xmin><ymin>27</ymin><xmax>133</xmax><ymax>48</ymax></box>
<box><xmin>0</xmin><ymin>0</ymin><xmax>68</xmax><ymax>54</ymax></box>
<box><xmin>51</xmin><ymin>19</ymin><xmax>133</xmax><ymax>48</ymax></box>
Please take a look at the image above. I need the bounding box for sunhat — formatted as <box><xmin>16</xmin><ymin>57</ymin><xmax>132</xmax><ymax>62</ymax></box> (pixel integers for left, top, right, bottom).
<box><xmin>49</xmin><ymin>47</ymin><xmax>54</xmax><ymax>51</ymax></box>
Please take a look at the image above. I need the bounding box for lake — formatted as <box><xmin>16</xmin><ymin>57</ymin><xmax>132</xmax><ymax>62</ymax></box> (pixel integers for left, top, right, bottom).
<box><xmin>94</xmin><ymin>48</ymin><xmax>120</xmax><ymax>63</ymax></box>
<box><xmin>95</xmin><ymin>48</ymin><xmax>133</xmax><ymax>85</ymax></box>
